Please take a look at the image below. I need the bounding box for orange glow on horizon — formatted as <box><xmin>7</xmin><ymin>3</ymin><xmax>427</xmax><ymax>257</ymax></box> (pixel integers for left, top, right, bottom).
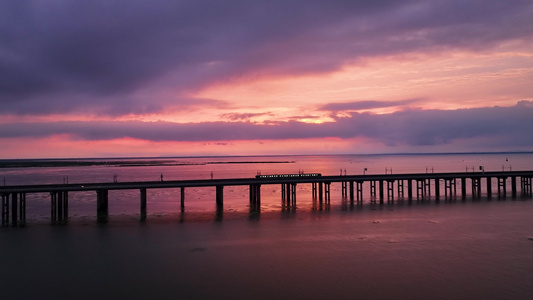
<box><xmin>0</xmin><ymin>136</ymin><xmax>380</xmax><ymax>159</ymax></box>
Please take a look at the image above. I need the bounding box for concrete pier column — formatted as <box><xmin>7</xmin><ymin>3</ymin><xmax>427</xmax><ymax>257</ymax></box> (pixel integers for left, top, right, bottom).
<box><xmin>256</xmin><ymin>184</ymin><xmax>261</xmax><ymax>204</ymax></box>
<box><xmin>349</xmin><ymin>181</ymin><xmax>354</xmax><ymax>201</ymax></box>
<box><xmin>471</xmin><ymin>178</ymin><xmax>481</xmax><ymax>198</ymax></box>
<box><xmin>435</xmin><ymin>178</ymin><xmax>440</xmax><ymax>201</ymax></box>
<box><xmin>50</xmin><ymin>191</ymin><xmax>68</xmax><ymax>224</ymax></box>
<box><xmin>497</xmin><ymin>177</ymin><xmax>507</xmax><ymax>198</ymax></box>
<box><xmin>370</xmin><ymin>181</ymin><xmax>376</xmax><ymax>198</ymax></box>
<box><xmin>57</xmin><ymin>192</ymin><xmax>63</xmax><ymax>222</ymax></box>
<box><xmin>356</xmin><ymin>181</ymin><xmax>363</xmax><ymax>201</ymax></box>
<box><xmin>2</xmin><ymin>192</ymin><xmax>26</xmax><ymax>227</ymax></box>
<box><xmin>424</xmin><ymin>179</ymin><xmax>431</xmax><ymax>197</ymax></box>
<box><xmin>59</xmin><ymin>191</ymin><xmax>68</xmax><ymax>223</ymax></box>
<box><xmin>444</xmin><ymin>178</ymin><xmax>456</xmax><ymax>198</ymax></box>
<box><xmin>10</xmin><ymin>193</ymin><xmax>18</xmax><ymax>227</ymax></box>
<box><xmin>140</xmin><ymin>188</ymin><xmax>147</xmax><ymax>221</ymax></box>
<box><xmin>1</xmin><ymin>193</ymin><xmax>8</xmax><ymax>227</ymax></box>
<box><xmin>285</xmin><ymin>183</ymin><xmax>289</xmax><ymax>203</ymax></box>
<box><xmin>407</xmin><ymin>179</ymin><xmax>413</xmax><ymax>200</ymax></box>
<box><xmin>379</xmin><ymin>180</ymin><xmax>384</xmax><ymax>204</ymax></box>
<box><xmin>461</xmin><ymin>178</ymin><xmax>467</xmax><ymax>199</ymax></box>
<box><xmin>97</xmin><ymin>189</ymin><xmax>109</xmax><ymax>223</ymax></box>
<box><xmin>282</xmin><ymin>183</ymin><xmax>296</xmax><ymax>206</ymax></box>
<box><xmin>486</xmin><ymin>177</ymin><xmax>492</xmax><ymax>198</ymax></box>
<box><xmin>341</xmin><ymin>181</ymin><xmax>347</xmax><ymax>197</ymax></box>
<box><xmin>291</xmin><ymin>183</ymin><xmax>297</xmax><ymax>205</ymax></box>
<box><xmin>397</xmin><ymin>180</ymin><xmax>404</xmax><ymax>198</ymax></box>
<box><xmin>312</xmin><ymin>183</ymin><xmax>317</xmax><ymax>198</ymax></box>
<box><xmin>386</xmin><ymin>180</ymin><xmax>394</xmax><ymax>201</ymax></box>
<box><xmin>180</xmin><ymin>187</ymin><xmax>185</xmax><ymax>211</ymax></box>
<box><xmin>522</xmin><ymin>177</ymin><xmax>532</xmax><ymax>196</ymax></box>
<box><xmin>50</xmin><ymin>192</ymin><xmax>57</xmax><ymax>223</ymax></box>
<box><xmin>319</xmin><ymin>182</ymin><xmax>323</xmax><ymax>202</ymax></box>
<box><xmin>416</xmin><ymin>180</ymin><xmax>425</xmax><ymax>199</ymax></box>
<box><xmin>249</xmin><ymin>184</ymin><xmax>261</xmax><ymax>211</ymax></box>
<box><xmin>511</xmin><ymin>177</ymin><xmax>517</xmax><ymax>198</ymax></box>
<box><xmin>324</xmin><ymin>182</ymin><xmax>331</xmax><ymax>203</ymax></box>
<box><xmin>216</xmin><ymin>185</ymin><xmax>224</xmax><ymax>206</ymax></box>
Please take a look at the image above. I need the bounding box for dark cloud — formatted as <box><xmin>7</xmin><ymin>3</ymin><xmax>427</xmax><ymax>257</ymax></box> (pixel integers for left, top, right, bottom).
<box><xmin>221</xmin><ymin>112</ymin><xmax>273</xmax><ymax>121</ymax></box>
<box><xmin>320</xmin><ymin>99</ymin><xmax>420</xmax><ymax>111</ymax></box>
<box><xmin>2</xmin><ymin>102</ymin><xmax>532</xmax><ymax>150</ymax></box>
<box><xmin>1</xmin><ymin>0</ymin><xmax>532</xmax><ymax>115</ymax></box>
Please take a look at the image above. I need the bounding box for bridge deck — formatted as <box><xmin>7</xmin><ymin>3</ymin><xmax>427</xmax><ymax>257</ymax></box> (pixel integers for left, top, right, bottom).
<box><xmin>1</xmin><ymin>171</ymin><xmax>532</xmax><ymax>193</ymax></box>
<box><xmin>2</xmin><ymin>171</ymin><xmax>532</xmax><ymax>226</ymax></box>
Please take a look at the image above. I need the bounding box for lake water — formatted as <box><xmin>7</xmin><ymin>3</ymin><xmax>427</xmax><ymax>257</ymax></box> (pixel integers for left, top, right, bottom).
<box><xmin>1</xmin><ymin>153</ymin><xmax>533</xmax><ymax>299</ymax></box>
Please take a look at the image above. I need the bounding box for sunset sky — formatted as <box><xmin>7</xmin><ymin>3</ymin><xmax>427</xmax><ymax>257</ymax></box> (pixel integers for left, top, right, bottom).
<box><xmin>1</xmin><ymin>0</ymin><xmax>532</xmax><ymax>158</ymax></box>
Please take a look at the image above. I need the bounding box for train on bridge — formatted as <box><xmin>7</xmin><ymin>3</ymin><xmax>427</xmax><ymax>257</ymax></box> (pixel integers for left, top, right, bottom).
<box><xmin>255</xmin><ymin>173</ymin><xmax>322</xmax><ymax>179</ymax></box>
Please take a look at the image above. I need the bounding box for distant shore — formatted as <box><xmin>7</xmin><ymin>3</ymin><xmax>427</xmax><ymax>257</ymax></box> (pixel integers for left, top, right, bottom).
<box><xmin>0</xmin><ymin>159</ymin><xmax>295</xmax><ymax>169</ymax></box>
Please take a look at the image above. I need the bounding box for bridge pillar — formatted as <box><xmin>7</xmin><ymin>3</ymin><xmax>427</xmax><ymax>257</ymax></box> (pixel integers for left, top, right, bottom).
<box><xmin>11</xmin><ymin>193</ymin><xmax>18</xmax><ymax>227</ymax></box>
<box><xmin>282</xmin><ymin>183</ymin><xmax>297</xmax><ymax>207</ymax></box>
<box><xmin>349</xmin><ymin>181</ymin><xmax>354</xmax><ymax>201</ymax></box>
<box><xmin>140</xmin><ymin>188</ymin><xmax>147</xmax><ymax>221</ymax></box>
<box><xmin>379</xmin><ymin>180</ymin><xmax>384</xmax><ymax>204</ymax></box>
<box><xmin>341</xmin><ymin>181</ymin><xmax>348</xmax><ymax>198</ymax></box>
<box><xmin>435</xmin><ymin>178</ymin><xmax>440</xmax><ymax>201</ymax></box>
<box><xmin>444</xmin><ymin>178</ymin><xmax>456</xmax><ymax>199</ymax></box>
<box><xmin>1</xmin><ymin>193</ymin><xmax>8</xmax><ymax>227</ymax></box>
<box><xmin>50</xmin><ymin>191</ymin><xmax>68</xmax><ymax>225</ymax></box>
<box><xmin>511</xmin><ymin>176</ymin><xmax>517</xmax><ymax>198</ymax></box>
<box><xmin>461</xmin><ymin>178</ymin><xmax>467</xmax><ymax>199</ymax></box>
<box><xmin>424</xmin><ymin>179</ymin><xmax>431</xmax><ymax>198</ymax></box>
<box><xmin>312</xmin><ymin>182</ymin><xmax>318</xmax><ymax>199</ymax></box>
<box><xmin>407</xmin><ymin>179</ymin><xmax>413</xmax><ymax>200</ymax></box>
<box><xmin>471</xmin><ymin>178</ymin><xmax>481</xmax><ymax>198</ymax></box>
<box><xmin>356</xmin><ymin>181</ymin><xmax>363</xmax><ymax>202</ymax></box>
<box><xmin>249</xmin><ymin>184</ymin><xmax>261</xmax><ymax>210</ymax></box>
<box><xmin>397</xmin><ymin>180</ymin><xmax>404</xmax><ymax>198</ymax></box>
<box><xmin>386</xmin><ymin>180</ymin><xmax>394</xmax><ymax>201</ymax></box>
<box><xmin>2</xmin><ymin>192</ymin><xmax>26</xmax><ymax>227</ymax></box>
<box><xmin>324</xmin><ymin>182</ymin><xmax>330</xmax><ymax>204</ymax></box>
<box><xmin>180</xmin><ymin>187</ymin><xmax>185</xmax><ymax>211</ymax></box>
<box><xmin>97</xmin><ymin>189</ymin><xmax>109</xmax><ymax>223</ymax></box>
<box><xmin>486</xmin><ymin>177</ymin><xmax>492</xmax><ymax>198</ymax></box>
<box><xmin>291</xmin><ymin>183</ymin><xmax>297</xmax><ymax>205</ymax></box>
<box><xmin>497</xmin><ymin>177</ymin><xmax>507</xmax><ymax>198</ymax></box>
<box><xmin>284</xmin><ymin>183</ymin><xmax>290</xmax><ymax>204</ymax></box>
<box><xmin>216</xmin><ymin>185</ymin><xmax>224</xmax><ymax>206</ymax></box>
<box><xmin>416</xmin><ymin>179</ymin><xmax>425</xmax><ymax>199</ymax></box>
<box><xmin>521</xmin><ymin>177</ymin><xmax>532</xmax><ymax>197</ymax></box>
<box><xmin>318</xmin><ymin>182</ymin><xmax>323</xmax><ymax>202</ymax></box>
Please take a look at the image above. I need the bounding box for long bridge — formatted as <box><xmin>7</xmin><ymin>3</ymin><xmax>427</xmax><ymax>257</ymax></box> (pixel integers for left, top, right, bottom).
<box><xmin>2</xmin><ymin>170</ymin><xmax>532</xmax><ymax>226</ymax></box>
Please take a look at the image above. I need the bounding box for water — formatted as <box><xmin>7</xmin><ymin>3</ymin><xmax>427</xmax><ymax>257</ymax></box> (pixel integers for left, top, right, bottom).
<box><xmin>1</xmin><ymin>153</ymin><xmax>533</xmax><ymax>299</ymax></box>
<box><xmin>1</xmin><ymin>153</ymin><xmax>532</xmax><ymax>223</ymax></box>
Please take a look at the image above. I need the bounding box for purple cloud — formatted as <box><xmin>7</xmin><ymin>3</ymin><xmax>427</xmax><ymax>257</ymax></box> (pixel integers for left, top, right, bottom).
<box><xmin>1</xmin><ymin>1</ymin><xmax>532</xmax><ymax>115</ymax></box>
<box><xmin>1</xmin><ymin>102</ymin><xmax>532</xmax><ymax>150</ymax></box>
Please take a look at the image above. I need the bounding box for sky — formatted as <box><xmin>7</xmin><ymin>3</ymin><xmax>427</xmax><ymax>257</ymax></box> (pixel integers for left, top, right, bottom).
<box><xmin>1</xmin><ymin>0</ymin><xmax>532</xmax><ymax>158</ymax></box>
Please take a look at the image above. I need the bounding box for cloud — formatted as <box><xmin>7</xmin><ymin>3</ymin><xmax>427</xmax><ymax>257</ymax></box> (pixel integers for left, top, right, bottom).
<box><xmin>2</xmin><ymin>102</ymin><xmax>532</xmax><ymax>150</ymax></box>
<box><xmin>320</xmin><ymin>99</ymin><xmax>420</xmax><ymax>111</ymax></box>
<box><xmin>1</xmin><ymin>1</ymin><xmax>532</xmax><ymax>115</ymax></box>
<box><xmin>221</xmin><ymin>112</ymin><xmax>273</xmax><ymax>121</ymax></box>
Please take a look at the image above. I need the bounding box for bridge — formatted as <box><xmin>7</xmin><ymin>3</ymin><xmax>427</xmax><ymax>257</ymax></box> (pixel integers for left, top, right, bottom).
<box><xmin>1</xmin><ymin>171</ymin><xmax>532</xmax><ymax>226</ymax></box>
